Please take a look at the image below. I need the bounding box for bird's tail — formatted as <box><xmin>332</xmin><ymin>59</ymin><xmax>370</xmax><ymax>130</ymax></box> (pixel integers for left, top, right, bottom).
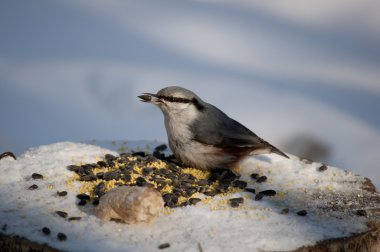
<box><xmin>269</xmin><ymin>146</ymin><xmax>289</xmax><ymax>159</ymax></box>
<box><xmin>260</xmin><ymin>139</ymin><xmax>289</xmax><ymax>159</ymax></box>
<box><xmin>250</xmin><ymin>140</ymin><xmax>289</xmax><ymax>159</ymax></box>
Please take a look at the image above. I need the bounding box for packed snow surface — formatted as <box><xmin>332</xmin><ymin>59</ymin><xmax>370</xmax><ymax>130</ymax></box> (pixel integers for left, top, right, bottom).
<box><xmin>0</xmin><ymin>142</ymin><xmax>378</xmax><ymax>252</ymax></box>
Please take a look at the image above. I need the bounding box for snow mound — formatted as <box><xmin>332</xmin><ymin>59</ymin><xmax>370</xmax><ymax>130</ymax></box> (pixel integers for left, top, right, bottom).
<box><xmin>0</xmin><ymin>142</ymin><xmax>379</xmax><ymax>252</ymax></box>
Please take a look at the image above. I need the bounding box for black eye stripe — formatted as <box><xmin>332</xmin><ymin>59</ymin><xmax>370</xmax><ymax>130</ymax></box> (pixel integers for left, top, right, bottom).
<box><xmin>158</xmin><ymin>95</ymin><xmax>191</xmax><ymax>103</ymax></box>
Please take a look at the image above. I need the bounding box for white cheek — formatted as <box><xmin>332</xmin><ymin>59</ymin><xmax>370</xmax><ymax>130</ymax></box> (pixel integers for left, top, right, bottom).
<box><xmin>169</xmin><ymin>103</ymin><xmax>198</xmax><ymax>122</ymax></box>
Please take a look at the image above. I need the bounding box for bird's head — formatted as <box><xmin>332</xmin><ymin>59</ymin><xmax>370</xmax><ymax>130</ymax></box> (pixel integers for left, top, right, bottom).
<box><xmin>138</xmin><ymin>86</ymin><xmax>205</xmax><ymax>117</ymax></box>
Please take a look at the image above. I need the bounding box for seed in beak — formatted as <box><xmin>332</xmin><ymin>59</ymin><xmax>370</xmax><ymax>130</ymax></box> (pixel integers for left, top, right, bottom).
<box><xmin>138</xmin><ymin>94</ymin><xmax>152</xmax><ymax>102</ymax></box>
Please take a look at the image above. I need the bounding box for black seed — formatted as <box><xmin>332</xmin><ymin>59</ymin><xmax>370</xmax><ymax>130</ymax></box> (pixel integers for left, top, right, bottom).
<box><xmin>67</xmin><ymin>165</ymin><xmax>80</xmax><ymax>172</ymax></box>
<box><xmin>165</xmin><ymin>154</ymin><xmax>176</xmax><ymax>162</ymax></box>
<box><xmin>250</xmin><ymin>173</ymin><xmax>259</xmax><ymax>180</ymax></box>
<box><xmin>123</xmin><ymin>174</ymin><xmax>132</xmax><ymax>182</ymax></box>
<box><xmin>198</xmin><ymin>187</ymin><xmax>206</xmax><ymax>193</ymax></box>
<box><xmin>209</xmin><ymin>168</ymin><xmax>237</xmax><ymax>181</ymax></box>
<box><xmin>154</xmin><ymin>144</ymin><xmax>168</xmax><ymax>152</ymax></box>
<box><xmin>132</xmin><ymin>151</ymin><xmax>146</xmax><ymax>157</ymax></box>
<box><xmin>168</xmin><ymin>163</ymin><xmax>180</xmax><ymax>173</ymax></box>
<box><xmin>230</xmin><ymin>201</ymin><xmax>240</xmax><ymax>208</ymax></box>
<box><xmin>78</xmin><ymin>199</ymin><xmax>87</xmax><ymax>206</ymax></box>
<box><xmin>297</xmin><ymin>210</ymin><xmax>308</xmax><ymax>216</ymax></box>
<box><xmin>153</xmin><ymin>151</ymin><xmax>161</xmax><ymax>159</ymax></box>
<box><xmin>163</xmin><ymin>194</ymin><xmax>173</xmax><ymax>204</ymax></box>
<box><xmin>42</xmin><ymin>227</ymin><xmax>51</xmax><ymax>235</ymax></box>
<box><xmin>318</xmin><ymin>164</ymin><xmax>328</xmax><ymax>172</ymax></box>
<box><xmin>185</xmin><ymin>187</ymin><xmax>198</xmax><ymax>197</ymax></box>
<box><xmin>89</xmin><ymin>163</ymin><xmax>100</xmax><ymax>168</ymax></box>
<box><xmin>80</xmin><ymin>175</ymin><xmax>96</xmax><ymax>181</ymax></box>
<box><xmin>93</xmin><ymin>182</ymin><xmax>106</xmax><ymax>197</ymax></box>
<box><xmin>256</xmin><ymin>176</ymin><xmax>267</xmax><ymax>183</ymax></box>
<box><xmin>158</xmin><ymin>243</ymin><xmax>170</xmax><ymax>249</ymax></box>
<box><xmin>356</xmin><ymin>209</ymin><xmax>367</xmax><ymax>217</ymax></box>
<box><xmin>136</xmin><ymin>177</ymin><xmax>147</xmax><ymax>187</ymax></box>
<box><xmin>259</xmin><ymin>190</ymin><xmax>276</xmax><ymax>197</ymax></box>
<box><xmin>96</xmin><ymin>172</ymin><xmax>104</xmax><ymax>179</ymax></box>
<box><xmin>159</xmin><ymin>153</ymin><xmax>166</xmax><ymax>160</ymax></box>
<box><xmin>119</xmin><ymin>153</ymin><xmax>131</xmax><ymax>158</ymax></box>
<box><xmin>57</xmin><ymin>191</ymin><xmax>68</xmax><ymax>197</ymax></box>
<box><xmin>145</xmin><ymin>155</ymin><xmax>159</xmax><ymax>163</ymax></box>
<box><xmin>208</xmin><ymin>173</ymin><xmax>220</xmax><ymax>182</ymax></box>
<box><xmin>229</xmin><ymin>197</ymin><xmax>244</xmax><ymax>204</ymax></box>
<box><xmin>166</xmin><ymin>173</ymin><xmax>177</xmax><ymax>180</ymax></box>
<box><xmin>245</xmin><ymin>188</ymin><xmax>256</xmax><ymax>194</ymax></box>
<box><xmin>117</xmin><ymin>157</ymin><xmax>128</xmax><ymax>164</ymax></box>
<box><xmin>28</xmin><ymin>184</ymin><xmax>38</xmax><ymax>190</ymax></box>
<box><xmin>153</xmin><ymin>177</ymin><xmax>167</xmax><ymax>184</ymax></box>
<box><xmin>159</xmin><ymin>169</ymin><xmax>171</xmax><ymax>176</ymax></box>
<box><xmin>32</xmin><ymin>173</ymin><xmax>43</xmax><ymax>180</ymax></box>
<box><xmin>81</xmin><ymin>165</ymin><xmax>94</xmax><ymax>175</ymax></box>
<box><xmin>57</xmin><ymin>232</ymin><xmax>67</xmax><ymax>241</ymax></box>
<box><xmin>76</xmin><ymin>167</ymin><xmax>85</xmax><ymax>175</ymax></box>
<box><xmin>55</xmin><ymin>211</ymin><xmax>68</xmax><ymax>218</ymax></box>
<box><xmin>120</xmin><ymin>167</ymin><xmax>132</xmax><ymax>174</ymax></box>
<box><xmin>105</xmin><ymin>154</ymin><xmax>117</xmax><ymax>161</ymax></box>
<box><xmin>103</xmin><ymin>170</ymin><xmax>121</xmax><ymax>181</ymax></box>
<box><xmin>76</xmin><ymin>194</ymin><xmax>91</xmax><ymax>201</ymax></box>
<box><xmin>255</xmin><ymin>193</ymin><xmax>264</xmax><ymax>201</ymax></box>
<box><xmin>216</xmin><ymin>183</ymin><xmax>229</xmax><ymax>193</ymax></box>
<box><xmin>197</xmin><ymin>179</ymin><xmax>209</xmax><ymax>186</ymax></box>
<box><xmin>280</xmin><ymin>208</ymin><xmax>289</xmax><ymax>214</ymax></box>
<box><xmin>189</xmin><ymin>198</ymin><xmax>202</xmax><ymax>205</ymax></box>
<box><xmin>68</xmin><ymin>217</ymin><xmax>81</xmax><ymax>221</ymax></box>
<box><xmin>232</xmin><ymin>180</ymin><xmax>247</xmax><ymax>189</ymax></box>
<box><xmin>165</xmin><ymin>201</ymin><xmax>177</xmax><ymax>208</ymax></box>
<box><xmin>142</xmin><ymin>167</ymin><xmax>153</xmax><ymax>176</ymax></box>
<box><xmin>204</xmin><ymin>191</ymin><xmax>217</xmax><ymax>197</ymax></box>
<box><xmin>180</xmin><ymin>201</ymin><xmax>190</xmax><ymax>207</ymax></box>
<box><xmin>106</xmin><ymin>160</ymin><xmax>115</xmax><ymax>167</ymax></box>
<box><xmin>97</xmin><ymin>161</ymin><xmax>107</xmax><ymax>167</ymax></box>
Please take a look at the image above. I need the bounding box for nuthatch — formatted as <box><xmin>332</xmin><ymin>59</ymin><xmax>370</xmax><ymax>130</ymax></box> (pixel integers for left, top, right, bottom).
<box><xmin>139</xmin><ymin>86</ymin><xmax>288</xmax><ymax>170</ymax></box>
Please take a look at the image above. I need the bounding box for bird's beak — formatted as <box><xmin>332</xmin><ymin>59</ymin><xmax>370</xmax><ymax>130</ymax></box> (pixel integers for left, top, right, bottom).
<box><xmin>138</xmin><ymin>93</ymin><xmax>162</xmax><ymax>104</ymax></box>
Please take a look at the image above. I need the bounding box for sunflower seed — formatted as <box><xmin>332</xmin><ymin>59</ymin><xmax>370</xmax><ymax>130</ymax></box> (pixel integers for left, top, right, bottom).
<box><xmin>28</xmin><ymin>184</ymin><xmax>38</xmax><ymax>190</ymax></box>
<box><xmin>32</xmin><ymin>173</ymin><xmax>43</xmax><ymax>180</ymax></box>
<box><xmin>158</xmin><ymin>243</ymin><xmax>170</xmax><ymax>249</ymax></box>
<box><xmin>57</xmin><ymin>191</ymin><xmax>68</xmax><ymax>197</ymax></box>
<box><xmin>57</xmin><ymin>232</ymin><xmax>67</xmax><ymax>241</ymax></box>
<box><xmin>245</xmin><ymin>188</ymin><xmax>256</xmax><ymax>194</ymax></box>
<box><xmin>297</xmin><ymin>210</ymin><xmax>307</xmax><ymax>216</ymax></box>
<box><xmin>42</xmin><ymin>227</ymin><xmax>51</xmax><ymax>235</ymax></box>
<box><xmin>256</xmin><ymin>176</ymin><xmax>267</xmax><ymax>183</ymax></box>
<box><xmin>76</xmin><ymin>194</ymin><xmax>90</xmax><ymax>201</ymax></box>
<box><xmin>55</xmin><ymin>211</ymin><xmax>68</xmax><ymax>218</ymax></box>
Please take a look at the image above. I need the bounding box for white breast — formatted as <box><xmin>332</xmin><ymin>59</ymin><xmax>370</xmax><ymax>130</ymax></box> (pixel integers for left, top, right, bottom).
<box><xmin>163</xmin><ymin>106</ymin><xmax>234</xmax><ymax>169</ymax></box>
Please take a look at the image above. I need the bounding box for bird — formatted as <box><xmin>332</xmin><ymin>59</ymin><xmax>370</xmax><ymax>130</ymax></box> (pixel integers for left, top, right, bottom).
<box><xmin>138</xmin><ymin>86</ymin><xmax>288</xmax><ymax>170</ymax></box>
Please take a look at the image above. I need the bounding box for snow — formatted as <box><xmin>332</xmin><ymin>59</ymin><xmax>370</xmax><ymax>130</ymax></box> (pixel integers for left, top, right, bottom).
<box><xmin>1</xmin><ymin>142</ymin><xmax>377</xmax><ymax>252</ymax></box>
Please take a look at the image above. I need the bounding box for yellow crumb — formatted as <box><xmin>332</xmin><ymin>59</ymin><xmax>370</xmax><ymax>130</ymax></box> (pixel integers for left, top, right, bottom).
<box><xmin>182</xmin><ymin>168</ymin><xmax>210</xmax><ymax>180</ymax></box>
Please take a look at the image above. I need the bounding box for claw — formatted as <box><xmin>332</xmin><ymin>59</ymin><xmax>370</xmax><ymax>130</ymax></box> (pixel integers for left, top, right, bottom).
<box><xmin>0</xmin><ymin>152</ymin><xmax>17</xmax><ymax>160</ymax></box>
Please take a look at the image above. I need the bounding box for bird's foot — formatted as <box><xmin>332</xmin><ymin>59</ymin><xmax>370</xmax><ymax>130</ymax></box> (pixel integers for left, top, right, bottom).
<box><xmin>0</xmin><ymin>152</ymin><xmax>17</xmax><ymax>160</ymax></box>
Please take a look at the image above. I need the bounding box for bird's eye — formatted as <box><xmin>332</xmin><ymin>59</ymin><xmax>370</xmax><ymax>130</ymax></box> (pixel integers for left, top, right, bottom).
<box><xmin>170</xmin><ymin>97</ymin><xmax>175</xmax><ymax>102</ymax></box>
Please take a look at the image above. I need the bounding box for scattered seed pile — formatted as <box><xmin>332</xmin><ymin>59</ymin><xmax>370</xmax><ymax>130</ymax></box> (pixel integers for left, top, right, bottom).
<box><xmin>66</xmin><ymin>144</ymin><xmax>275</xmax><ymax>209</ymax></box>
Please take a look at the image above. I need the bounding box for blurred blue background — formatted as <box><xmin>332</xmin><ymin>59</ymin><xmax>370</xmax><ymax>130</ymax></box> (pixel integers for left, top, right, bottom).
<box><xmin>1</xmin><ymin>0</ymin><xmax>379</xmax><ymax>186</ymax></box>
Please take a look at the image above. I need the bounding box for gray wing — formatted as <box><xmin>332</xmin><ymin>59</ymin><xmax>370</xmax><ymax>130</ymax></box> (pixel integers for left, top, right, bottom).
<box><xmin>190</xmin><ymin>104</ymin><xmax>289</xmax><ymax>158</ymax></box>
<box><xmin>190</xmin><ymin>104</ymin><xmax>264</xmax><ymax>148</ymax></box>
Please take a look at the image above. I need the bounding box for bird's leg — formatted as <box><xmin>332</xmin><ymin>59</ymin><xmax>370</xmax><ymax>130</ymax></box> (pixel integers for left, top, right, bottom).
<box><xmin>0</xmin><ymin>152</ymin><xmax>17</xmax><ymax>160</ymax></box>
